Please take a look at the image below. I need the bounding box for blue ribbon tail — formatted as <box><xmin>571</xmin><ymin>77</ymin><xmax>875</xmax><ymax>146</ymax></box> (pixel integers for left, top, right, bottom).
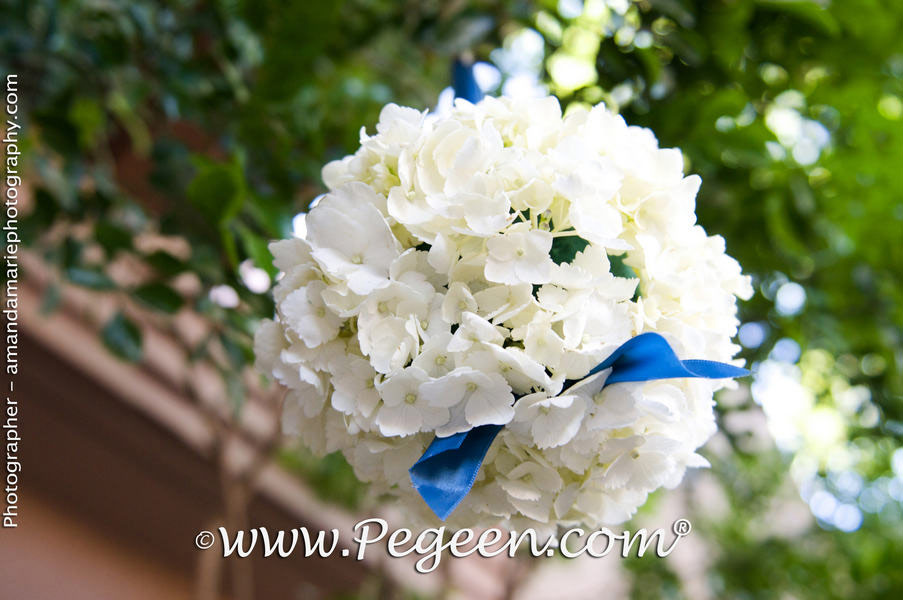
<box><xmin>409</xmin><ymin>424</ymin><xmax>502</xmax><ymax>520</ymax></box>
<box><xmin>589</xmin><ymin>332</ymin><xmax>749</xmax><ymax>385</ymax></box>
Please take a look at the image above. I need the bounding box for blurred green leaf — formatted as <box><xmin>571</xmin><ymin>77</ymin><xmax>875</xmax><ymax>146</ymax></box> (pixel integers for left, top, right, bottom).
<box><xmin>757</xmin><ymin>0</ymin><xmax>840</xmax><ymax>36</ymax></box>
<box><xmin>133</xmin><ymin>283</ymin><xmax>184</xmax><ymax>314</ymax></box>
<box><xmin>144</xmin><ymin>250</ymin><xmax>188</xmax><ymax>277</ymax></box>
<box><xmin>94</xmin><ymin>220</ymin><xmax>133</xmax><ymax>256</ymax></box>
<box><xmin>61</xmin><ymin>237</ymin><xmax>84</xmax><ymax>269</ymax></box>
<box><xmin>219</xmin><ymin>331</ymin><xmax>250</xmax><ymax>370</ymax></box>
<box><xmin>40</xmin><ymin>284</ymin><xmax>62</xmax><ymax>315</ymax></box>
<box><xmin>278</xmin><ymin>448</ymin><xmax>365</xmax><ymax>511</ymax></box>
<box><xmin>186</xmin><ymin>157</ymin><xmax>245</xmax><ymax>225</ymax></box>
<box><xmin>101</xmin><ymin>312</ymin><xmax>143</xmax><ymax>362</ymax></box>
<box><xmin>220</xmin><ymin>225</ymin><xmax>239</xmax><ymax>269</ymax></box>
<box><xmin>237</xmin><ymin>224</ymin><xmax>277</xmax><ymax>277</ymax></box>
<box><xmin>65</xmin><ymin>267</ymin><xmax>115</xmax><ymax>290</ymax></box>
<box><xmin>68</xmin><ymin>97</ymin><xmax>106</xmax><ymax>149</ymax></box>
<box><xmin>224</xmin><ymin>371</ymin><xmax>245</xmax><ymax>415</ymax></box>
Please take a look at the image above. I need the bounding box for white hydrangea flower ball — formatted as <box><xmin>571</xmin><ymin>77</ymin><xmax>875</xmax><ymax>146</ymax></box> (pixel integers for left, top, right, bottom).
<box><xmin>255</xmin><ymin>96</ymin><xmax>752</xmax><ymax>532</ymax></box>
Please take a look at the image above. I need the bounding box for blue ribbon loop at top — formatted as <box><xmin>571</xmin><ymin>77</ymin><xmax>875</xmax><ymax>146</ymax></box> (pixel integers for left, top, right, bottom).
<box><xmin>452</xmin><ymin>58</ymin><xmax>484</xmax><ymax>104</ymax></box>
<box><xmin>409</xmin><ymin>332</ymin><xmax>750</xmax><ymax>521</ymax></box>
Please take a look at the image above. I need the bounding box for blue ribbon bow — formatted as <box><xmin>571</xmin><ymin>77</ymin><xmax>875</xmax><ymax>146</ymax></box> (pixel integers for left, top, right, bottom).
<box><xmin>409</xmin><ymin>332</ymin><xmax>749</xmax><ymax>520</ymax></box>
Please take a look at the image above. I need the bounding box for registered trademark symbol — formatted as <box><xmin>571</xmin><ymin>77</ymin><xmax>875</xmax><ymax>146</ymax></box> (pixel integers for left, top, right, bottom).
<box><xmin>672</xmin><ymin>519</ymin><xmax>692</xmax><ymax>536</ymax></box>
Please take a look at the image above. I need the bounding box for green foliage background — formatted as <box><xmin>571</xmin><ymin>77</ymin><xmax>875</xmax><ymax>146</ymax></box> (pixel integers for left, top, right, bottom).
<box><xmin>3</xmin><ymin>0</ymin><xmax>902</xmax><ymax>597</ymax></box>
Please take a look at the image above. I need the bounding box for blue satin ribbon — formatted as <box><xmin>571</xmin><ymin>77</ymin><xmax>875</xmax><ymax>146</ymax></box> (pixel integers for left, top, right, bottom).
<box><xmin>409</xmin><ymin>332</ymin><xmax>749</xmax><ymax>520</ymax></box>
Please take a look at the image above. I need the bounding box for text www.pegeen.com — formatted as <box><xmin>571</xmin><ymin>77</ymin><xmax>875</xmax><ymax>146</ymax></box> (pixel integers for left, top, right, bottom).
<box><xmin>194</xmin><ymin>518</ymin><xmax>693</xmax><ymax>574</ymax></box>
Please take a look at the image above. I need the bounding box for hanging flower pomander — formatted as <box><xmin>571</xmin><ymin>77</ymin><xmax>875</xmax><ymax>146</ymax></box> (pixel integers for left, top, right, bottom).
<box><xmin>254</xmin><ymin>95</ymin><xmax>752</xmax><ymax>532</ymax></box>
